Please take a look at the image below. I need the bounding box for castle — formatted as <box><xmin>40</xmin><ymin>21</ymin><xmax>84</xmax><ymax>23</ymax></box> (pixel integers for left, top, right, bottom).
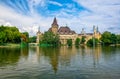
<box><xmin>36</xmin><ymin>17</ymin><xmax>101</xmax><ymax>45</ymax></box>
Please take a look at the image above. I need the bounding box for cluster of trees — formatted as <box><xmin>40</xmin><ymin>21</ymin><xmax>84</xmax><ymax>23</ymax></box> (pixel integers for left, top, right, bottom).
<box><xmin>1</xmin><ymin>25</ymin><xmax>119</xmax><ymax>47</ymax></box>
<box><xmin>87</xmin><ymin>38</ymin><xmax>99</xmax><ymax>46</ymax></box>
<box><xmin>29</xmin><ymin>36</ymin><xmax>36</xmax><ymax>43</ymax></box>
<box><xmin>101</xmin><ymin>31</ymin><xmax>120</xmax><ymax>45</ymax></box>
<box><xmin>40</xmin><ymin>31</ymin><xmax>60</xmax><ymax>46</ymax></box>
<box><xmin>0</xmin><ymin>25</ymin><xmax>21</xmax><ymax>44</ymax></box>
<box><xmin>0</xmin><ymin>25</ymin><xmax>29</xmax><ymax>46</ymax></box>
<box><xmin>21</xmin><ymin>32</ymin><xmax>29</xmax><ymax>43</ymax></box>
<box><xmin>67</xmin><ymin>37</ymin><xmax>85</xmax><ymax>47</ymax></box>
<box><xmin>71</xmin><ymin>31</ymin><xmax>120</xmax><ymax>46</ymax></box>
<box><xmin>87</xmin><ymin>31</ymin><xmax>120</xmax><ymax>46</ymax></box>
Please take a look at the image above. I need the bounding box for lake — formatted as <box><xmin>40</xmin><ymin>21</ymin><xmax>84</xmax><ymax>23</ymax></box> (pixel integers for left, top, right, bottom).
<box><xmin>0</xmin><ymin>46</ymin><xmax>120</xmax><ymax>79</ymax></box>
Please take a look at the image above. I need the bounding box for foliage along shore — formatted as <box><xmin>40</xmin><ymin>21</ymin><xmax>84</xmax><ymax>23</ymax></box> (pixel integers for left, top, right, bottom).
<box><xmin>0</xmin><ymin>25</ymin><xmax>120</xmax><ymax>47</ymax></box>
<box><xmin>0</xmin><ymin>43</ymin><xmax>20</xmax><ymax>48</ymax></box>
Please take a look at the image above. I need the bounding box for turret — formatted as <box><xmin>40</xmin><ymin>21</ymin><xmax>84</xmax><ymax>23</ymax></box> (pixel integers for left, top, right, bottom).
<box><xmin>50</xmin><ymin>17</ymin><xmax>59</xmax><ymax>34</ymax></box>
<box><xmin>36</xmin><ymin>26</ymin><xmax>42</xmax><ymax>43</ymax></box>
<box><xmin>81</xmin><ymin>28</ymin><xmax>86</xmax><ymax>35</ymax></box>
<box><xmin>52</xmin><ymin>17</ymin><xmax>59</xmax><ymax>28</ymax></box>
<box><xmin>93</xmin><ymin>25</ymin><xmax>97</xmax><ymax>35</ymax></box>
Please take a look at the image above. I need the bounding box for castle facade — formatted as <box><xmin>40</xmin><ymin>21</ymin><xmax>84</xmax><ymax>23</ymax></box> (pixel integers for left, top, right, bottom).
<box><xmin>36</xmin><ymin>17</ymin><xmax>101</xmax><ymax>45</ymax></box>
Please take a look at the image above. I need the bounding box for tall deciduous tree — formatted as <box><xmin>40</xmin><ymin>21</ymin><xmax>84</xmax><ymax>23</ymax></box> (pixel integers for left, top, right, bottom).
<box><xmin>81</xmin><ymin>36</ymin><xmax>86</xmax><ymax>44</ymax></box>
<box><xmin>111</xmin><ymin>34</ymin><xmax>117</xmax><ymax>44</ymax></box>
<box><xmin>87</xmin><ymin>38</ymin><xmax>99</xmax><ymax>46</ymax></box>
<box><xmin>116</xmin><ymin>35</ymin><xmax>120</xmax><ymax>44</ymax></box>
<box><xmin>101</xmin><ymin>31</ymin><xmax>118</xmax><ymax>45</ymax></box>
<box><xmin>41</xmin><ymin>31</ymin><xmax>60</xmax><ymax>46</ymax></box>
<box><xmin>75</xmin><ymin>38</ymin><xmax>80</xmax><ymax>46</ymax></box>
<box><xmin>67</xmin><ymin>39</ymin><xmax>72</xmax><ymax>46</ymax></box>
<box><xmin>21</xmin><ymin>32</ymin><xmax>29</xmax><ymax>43</ymax></box>
<box><xmin>101</xmin><ymin>31</ymin><xmax>112</xmax><ymax>45</ymax></box>
<box><xmin>29</xmin><ymin>36</ymin><xmax>37</xmax><ymax>43</ymax></box>
<box><xmin>0</xmin><ymin>25</ymin><xmax>21</xmax><ymax>44</ymax></box>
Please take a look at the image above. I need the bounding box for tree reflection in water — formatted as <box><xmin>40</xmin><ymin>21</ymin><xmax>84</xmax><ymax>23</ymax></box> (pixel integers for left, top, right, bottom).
<box><xmin>0</xmin><ymin>47</ymin><xmax>21</xmax><ymax>67</ymax></box>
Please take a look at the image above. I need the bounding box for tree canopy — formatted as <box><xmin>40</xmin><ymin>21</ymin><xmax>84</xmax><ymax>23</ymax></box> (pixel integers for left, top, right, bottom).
<box><xmin>81</xmin><ymin>36</ymin><xmax>86</xmax><ymax>44</ymax></box>
<box><xmin>0</xmin><ymin>25</ymin><xmax>21</xmax><ymax>44</ymax></box>
<box><xmin>40</xmin><ymin>31</ymin><xmax>60</xmax><ymax>46</ymax></box>
<box><xmin>75</xmin><ymin>38</ymin><xmax>80</xmax><ymax>46</ymax></box>
<box><xmin>101</xmin><ymin>31</ymin><xmax>118</xmax><ymax>45</ymax></box>
<box><xmin>87</xmin><ymin>38</ymin><xmax>99</xmax><ymax>46</ymax></box>
<box><xmin>29</xmin><ymin>36</ymin><xmax>36</xmax><ymax>43</ymax></box>
<box><xmin>67</xmin><ymin>39</ymin><xmax>72</xmax><ymax>46</ymax></box>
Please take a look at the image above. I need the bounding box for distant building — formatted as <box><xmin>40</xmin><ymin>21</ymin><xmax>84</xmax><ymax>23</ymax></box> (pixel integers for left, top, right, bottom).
<box><xmin>36</xmin><ymin>17</ymin><xmax>101</xmax><ymax>45</ymax></box>
<box><xmin>36</xmin><ymin>26</ymin><xmax>42</xmax><ymax>43</ymax></box>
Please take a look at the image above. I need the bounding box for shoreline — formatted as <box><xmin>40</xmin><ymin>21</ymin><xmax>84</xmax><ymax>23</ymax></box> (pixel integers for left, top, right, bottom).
<box><xmin>0</xmin><ymin>43</ymin><xmax>20</xmax><ymax>48</ymax></box>
<box><xmin>1</xmin><ymin>43</ymin><xmax>120</xmax><ymax>48</ymax></box>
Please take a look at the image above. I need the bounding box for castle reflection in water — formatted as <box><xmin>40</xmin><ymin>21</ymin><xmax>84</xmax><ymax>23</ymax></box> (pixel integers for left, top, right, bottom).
<box><xmin>31</xmin><ymin>46</ymin><xmax>102</xmax><ymax>73</ymax></box>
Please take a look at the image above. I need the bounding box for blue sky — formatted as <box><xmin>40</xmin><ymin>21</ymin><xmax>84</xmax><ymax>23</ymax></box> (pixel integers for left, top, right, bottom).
<box><xmin>0</xmin><ymin>0</ymin><xmax>120</xmax><ymax>36</ymax></box>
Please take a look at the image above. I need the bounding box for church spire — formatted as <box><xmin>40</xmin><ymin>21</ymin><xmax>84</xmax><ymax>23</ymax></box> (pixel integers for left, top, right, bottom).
<box><xmin>38</xmin><ymin>26</ymin><xmax>40</xmax><ymax>32</ymax></box>
<box><xmin>52</xmin><ymin>17</ymin><xmax>58</xmax><ymax>27</ymax></box>
<box><xmin>37</xmin><ymin>26</ymin><xmax>41</xmax><ymax>34</ymax></box>
<box><xmin>96</xmin><ymin>26</ymin><xmax>99</xmax><ymax>32</ymax></box>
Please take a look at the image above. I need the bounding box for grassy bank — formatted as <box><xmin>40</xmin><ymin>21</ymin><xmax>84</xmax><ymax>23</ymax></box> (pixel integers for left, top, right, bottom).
<box><xmin>0</xmin><ymin>43</ymin><xmax>20</xmax><ymax>47</ymax></box>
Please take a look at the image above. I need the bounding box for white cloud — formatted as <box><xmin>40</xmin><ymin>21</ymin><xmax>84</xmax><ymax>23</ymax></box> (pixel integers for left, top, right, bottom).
<box><xmin>0</xmin><ymin>4</ymin><xmax>52</xmax><ymax>36</ymax></box>
<box><xmin>49</xmin><ymin>1</ymin><xmax>62</xmax><ymax>6</ymax></box>
<box><xmin>72</xmin><ymin>0</ymin><xmax>120</xmax><ymax>33</ymax></box>
<box><xmin>0</xmin><ymin>0</ymin><xmax>120</xmax><ymax>36</ymax></box>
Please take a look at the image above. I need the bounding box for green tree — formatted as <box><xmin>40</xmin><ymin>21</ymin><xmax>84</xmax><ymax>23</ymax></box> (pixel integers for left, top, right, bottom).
<box><xmin>0</xmin><ymin>25</ymin><xmax>21</xmax><ymax>44</ymax></box>
<box><xmin>116</xmin><ymin>35</ymin><xmax>120</xmax><ymax>44</ymax></box>
<box><xmin>75</xmin><ymin>38</ymin><xmax>80</xmax><ymax>46</ymax></box>
<box><xmin>81</xmin><ymin>36</ymin><xmax>86</xmax><ymax>44</ymax></box>
<box><xmin>111</xmin><ymin>34</ymin><xmax>117</xmax><ymax>44</ymax></box>
<box><xmin>87</xmin><ymin>38</ymin><xmax>99</xmax><ymax>46</ymax></box>
<box><xmin>29</xmin><ymin>36</ymin><xmax>37</xmax><ymax>43</ymax></box>
<box><xmin>101</xmin><ymin>31</ymin><xmax>112</xmax><ymax>45</ymax></box>
<box><xmin>21</xmin><ymin>32</ymin><xmax>29</xmax><ymax>43</ymax></box>
<box><xmin>0</xmin><ymin>32</ymin><xmax>6</xmax><ymax>44</ymax></box>
<box><xmin>67</xmin><ymin>39</ymin><xmax>72</xmax><ymax>46</ymax></box>
<box><xmin>41</xmin><ymin>31</ymin><xmax>60</xmax><ymax>46</ymax></box>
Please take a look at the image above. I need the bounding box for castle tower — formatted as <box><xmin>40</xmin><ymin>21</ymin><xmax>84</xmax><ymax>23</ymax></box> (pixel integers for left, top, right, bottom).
<box><xmin>36</xmin><ymin>26</ymin><xmax>42</xmax><ymax>43</ymax></box>
<box><xmin>51</xmin><ymin>17</ymin><xmax>59</xmax><ymax>34</ymax></box>
<box><xmin>81</xmin><ymin>28</ymin><xmax>86</xmax><ymax>35</ymax></box>
<box><xmin>93</xmin><ymin>25</ymin><xmax>97</xmax><ymax>35</ymax></box>
<box><xmin>96</xmin><ymin>26</ymin><xmax>99</xmax><ymax>33</ymax></box>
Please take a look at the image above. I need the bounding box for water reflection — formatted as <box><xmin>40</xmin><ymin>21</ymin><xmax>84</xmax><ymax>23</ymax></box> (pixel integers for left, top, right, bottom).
<box><xmin>0</xmin><ymin>46</ymin><xmax>120</xmax><ymax>79</ymax></box>
<box><xmin>0</xmin><ymin>47</ymin><xmax>21</xmax><ymax>66</ymax></box>
<box><xmin>21</xmin><ymin>47</ymin><xmax>29</xmax><ymax>59</ymax></box>
<box><xmin>33</xmin><ymin>46</ymin><xmax>103</xmax><ymax>73</ymax></box>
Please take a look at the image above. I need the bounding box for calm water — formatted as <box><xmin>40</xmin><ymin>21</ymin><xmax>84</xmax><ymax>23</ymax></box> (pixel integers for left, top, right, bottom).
<box><xmin>0</xmin><ymin>46</ymin><xmax>120</xmax><ymax>79</ymax></box>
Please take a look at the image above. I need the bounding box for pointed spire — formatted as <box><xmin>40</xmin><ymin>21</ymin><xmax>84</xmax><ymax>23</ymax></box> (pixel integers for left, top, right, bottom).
<box><xmin>52</xmin><ymin>17</ymin><xmax>58</xmax><ymax>27</ymax></box>
<box><xmin>81</xmin><ymin>28</ymin><xmax>85</xmax><ymax>35</ymax></box>
<box><xmin>93</xmin><ymin>25</ymin><xmax>96</xmax><ymax>33</ymax></box>
<box><xmin>37</xmin><ymin>26</ymin><xmax>41</xmax><ymax>34</ymax></box>
<box><xmin>93</xmin><ymin>25</ymin><xmax>95</xmax><ymax>31</ymax></box>
<box><xmin>97</xmin><ymin>26</ymin><xmax>99</xmax><ymax>32</ymax></box>
<box><xmin>38</xmin><ymin>26</ymin><xmax>40</xmax><ymax>32</ymax></box>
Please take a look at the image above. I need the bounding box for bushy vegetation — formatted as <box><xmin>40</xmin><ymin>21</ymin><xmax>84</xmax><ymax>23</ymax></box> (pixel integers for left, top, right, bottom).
<box><xmin>0</xmin><ymin>25</ymin><xmax>29</xmax><ymax>47</ymax></box>
<box><xmin>116</xmin><ymin>35</ymin><xmax>120</xmax><ymax>44</ymax></box>
<box><xmin>40</xmin><ymin>31</ymin><xmax>60</xmax><ymax>46</ymax></box>
<box><xmin>67</xmin><ymin>39</ymin><xmax>72</xmax><ymax>46</ymax></box>
<box><xmin>87</xmin><ymin>38</ymin><xmax>99</xmax><ymax>46</ymax></box>
<box><xmin>81</xmin><ymin>36</ymin><xmax>86</xmax><ymax>44</ymax></box>
<box><xmin>0</xmin><ymin>25</ymin><xmax>21</xmax><ymax>44</ymax></box>
<box><xmin>21</xmin><ymin>32</ymin><xmax>29</xmax><ymax>43</ymax></box>
<box><xmin>29</xmin><ymin>36</ymin><xmax>36</xmax><ymax>43</ymax></box>
<box><xmin>21</xmin><ymin>32</ymin><xmax>29</xmax><ymax>47</ymax></box>
<box><xmin>75</xmin><ymin>38</ymin><xmax>80</xmax><ymax>46</ymax></box>
<box><xmin>101</xmin><ymin>31</ymin><xmax>119</xmax><ymax>45</ymax></box>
